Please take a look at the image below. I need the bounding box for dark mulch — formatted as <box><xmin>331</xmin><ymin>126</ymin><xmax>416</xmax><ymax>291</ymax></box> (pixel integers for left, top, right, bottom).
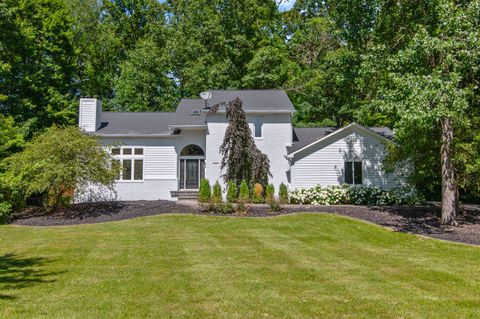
<box><xmin>11</xmin><ymin>201</ymin><xmax>480</xmax><ymax>245</ymax></box>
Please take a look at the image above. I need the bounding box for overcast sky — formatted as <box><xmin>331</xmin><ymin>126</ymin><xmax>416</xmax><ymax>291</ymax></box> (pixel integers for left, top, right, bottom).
<box><xmin>277</xmin><ymin>0</ymin><xmax>296</xmax><ymax>11</ymax></box>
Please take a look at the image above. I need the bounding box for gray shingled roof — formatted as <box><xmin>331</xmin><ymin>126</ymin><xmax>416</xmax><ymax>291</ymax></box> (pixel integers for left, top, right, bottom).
<box><xmin>287</xmin><ymin>126</ymin><xmax>393</xmax><ymax>153</ymax></box>
<box><xmin>206</xmin><ymin>90</ymin><xmax>295</xmax><ymax>112</ymax></box>
<box><xmin>95</xmin><ymin>100</ymin><xmax>206</xmax><ymax>136</ymax></box>
<box><xmin>94</xmin><ymin>90</ymin><xmax>294</xmax><ymax>135</ymax></box>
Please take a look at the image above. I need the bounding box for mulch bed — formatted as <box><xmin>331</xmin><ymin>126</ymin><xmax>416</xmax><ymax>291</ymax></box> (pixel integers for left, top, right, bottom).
<box><xmin>11</xmin><ymin>201</ymin><xmax>480</xmax><ymax>246</ymax></box>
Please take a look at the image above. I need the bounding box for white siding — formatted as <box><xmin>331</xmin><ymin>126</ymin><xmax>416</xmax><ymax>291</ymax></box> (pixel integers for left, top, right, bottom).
<box><xmin>79</xmin><ymin>98</ymin><xmax>101</xmax><ymax>132</ymax></box>
<box><xmin>93</xmin><ymin>129</ymin><xmax>206</xmax><ymax>201</ymax></box>
<box><xmin>291</xmin><ymin>128</ymin><xmax>401</xmax><ymax>190</ymax></box>
<box><xmin>144</xmin><ymin>147</ymin><xmax>176</xmax><ymax>179</ymax></box>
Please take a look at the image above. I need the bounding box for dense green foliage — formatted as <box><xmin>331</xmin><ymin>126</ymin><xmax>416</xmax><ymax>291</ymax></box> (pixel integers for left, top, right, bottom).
<box><xmin>226</xmin><ymin>181</ymin><xmax>237</xmax><ymax>203</ymax></box>
<box><xmin>4</xmin><ymin>126</ymin><xmax>118</xmax><ymax>209</ymax></box>
<box><xmin>198</xmin><ymin>179</ymin><xmax>211</xmax><ymax>203</ymax></box>
<box><xmin>1</xmin><ymin>0</ymin><xmax>479</xmax><ymax>207</ymax></box>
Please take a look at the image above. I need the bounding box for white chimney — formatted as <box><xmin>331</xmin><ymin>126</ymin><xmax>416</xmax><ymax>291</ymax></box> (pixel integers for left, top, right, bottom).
<box><xmin>79</xmin><ymin>98</ymin><xmax>102</xmax><ymax>132</ymax></box>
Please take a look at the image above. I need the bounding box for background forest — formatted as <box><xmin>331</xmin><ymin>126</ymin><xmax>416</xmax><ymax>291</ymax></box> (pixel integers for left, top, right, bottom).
<box><xmin>0</xmin><ymin>0</ymin><xmax>479</xmax><ymax>202</ymax></box>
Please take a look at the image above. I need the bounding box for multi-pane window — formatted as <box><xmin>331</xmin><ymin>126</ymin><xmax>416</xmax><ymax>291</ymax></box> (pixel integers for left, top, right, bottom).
<box><xmin>111</xmin><ymin>147</ymin><xmax>144</xmax><ymax>181</ymax></box>
<box><xmin>344</xmin><ymin>161</ymin><xmax>362</xmax><ymax>185</ymax></box>
<box><xmin>254</xmin><ymin>122</ymin><xmax>262</xmax><ymax>138</ymax></box>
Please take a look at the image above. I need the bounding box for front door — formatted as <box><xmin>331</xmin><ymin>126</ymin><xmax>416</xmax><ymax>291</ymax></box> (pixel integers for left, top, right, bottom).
<box><xmin>179</xmin><ymin>158</ymin><xmax>205</xmax><ymax>190</ymax></box>
<box><xmin>185</xmin><ymin>159</ymin><xmax>199</xmax><ymax>189</ymax></box>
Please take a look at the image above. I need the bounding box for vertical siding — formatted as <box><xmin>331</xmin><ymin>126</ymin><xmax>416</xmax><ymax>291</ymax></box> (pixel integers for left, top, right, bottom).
<box><xmin>291</xmin><ymin>130</ymin><xmax>401</xmax><ymax>190</ymax></box>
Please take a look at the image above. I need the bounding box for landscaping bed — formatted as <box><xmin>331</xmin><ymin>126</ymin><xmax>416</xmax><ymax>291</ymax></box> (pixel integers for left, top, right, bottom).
<box><xmin>11</xmin><ymin>200</ymin><xmax>480</xmax><ymax>245</ymax></box>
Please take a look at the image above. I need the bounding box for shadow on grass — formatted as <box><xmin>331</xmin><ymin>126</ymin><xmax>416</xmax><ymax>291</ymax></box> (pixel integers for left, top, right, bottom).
<box><xmin>0</xmin><ymin>253</ymin><xmax>62</xmax><ymax>300</ymax></box>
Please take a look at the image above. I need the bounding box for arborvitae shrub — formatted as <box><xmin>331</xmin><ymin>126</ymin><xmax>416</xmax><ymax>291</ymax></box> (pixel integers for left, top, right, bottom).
<box><xmin>265</xmin><ymin>184</ymin><xmax>275</xmax><ymax>204</ymax></box>
<box><xmin>198</xmin><ymin>179</ymin><xmax>211</xmax><ymax>203</ymax></box>
<box><xmin>252</xmin><ymin>183</ymin><xmax>264</xmax><ymax>203</ymax></box>
<box><xmin>238</xmin><ymin>180</ymin><xmax>250</xmax><ymax>203</ymax></box>
<box><xmin>226</xmin><ymin>181</ymin><xmax>237</xmax><ymax>203</ymax></box>
<box><xmin>212</xmin><ymin>181</ymin><xmax>222</xmax><ymax>203</ymax></box>
<box><xmin>279</xmin><ymin>183</ymin><xmax>289</xmax><ymax>204</ymax></box>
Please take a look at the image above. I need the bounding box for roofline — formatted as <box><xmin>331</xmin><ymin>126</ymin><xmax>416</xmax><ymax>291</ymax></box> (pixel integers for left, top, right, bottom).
<box><xmin>168</xmin><ymin>125</ymin><xmax>207</xmax><ymax>129</ymax></box>
<box><xmin>287</xmin><ymin>123</ymin><xmax>393</xmax><ymax>158</ymax></box>
<box><xmin>206</xmin><ymin>110</ymin><xmax>295</xmax><ymax>114</ymax></box>
<box><xmin>93</xmin><ymin>133</ymin><xmax>174</xmax><ymax>137</ymax></box>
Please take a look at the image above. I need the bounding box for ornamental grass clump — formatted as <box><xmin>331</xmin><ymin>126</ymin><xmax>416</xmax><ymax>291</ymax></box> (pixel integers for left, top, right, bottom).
<box><xmin>252</xmin><ymin>183</ymin><xmax>264</xmax><ymax>203</ymax></box>
<box><xmin>198</xmin><ymin>179</ymin><xmax>211</xmax><ymax>203</ymax></box>
<box><xmin>278</xmin><ymin>183</ymin><xmax>288</xmax><ymax>204</ymax></box>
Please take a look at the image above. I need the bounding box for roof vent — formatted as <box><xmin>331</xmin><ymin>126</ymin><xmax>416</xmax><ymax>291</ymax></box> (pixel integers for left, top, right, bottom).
<box><xmin>191</xmin><ymin>110</ymin><xmax>201</xmax><ymax>116</ymax></box>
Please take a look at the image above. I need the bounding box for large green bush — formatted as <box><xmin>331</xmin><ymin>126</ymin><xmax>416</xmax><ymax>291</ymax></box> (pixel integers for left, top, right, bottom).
<box><xmin>4</xmin><ymin>126</ymin><xmax>119</xmax><ymax>209</ymax></box>
<box><xmin>212</xmin><ymin>181</ymin><xmax>222</xmax><ymax>203</ymax></box>
<box><xmin>198</xmin><ymin>179</ymin><xmax>211</xmax><ymax>203</ymax></box>
<box><xmin>226</xmin><ymin>181</ymin><xmax>237</xmax><ymax>203</ymax></box>
<box><xmin>238</xmin><ymin>180</ymin><xmax>250</xmax><ymax>203</ymax></box>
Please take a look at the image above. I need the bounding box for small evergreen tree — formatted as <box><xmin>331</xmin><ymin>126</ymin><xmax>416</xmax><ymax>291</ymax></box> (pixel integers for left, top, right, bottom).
<box><xmin>238</xmin><ymin>180</ymin><xmax>250</xmax><ymax>203</ymax></box>
<box><xmin>252</xmin><ymin>183</ymin><xmax>264</xmax><ymax>204</ymax></box>
<box><xmin>279</xmin><ymin>183</ymin><xmax>289</xmax><ymax>204</ymax></box>
<box><xmin>265</xmin><ymin>184</ymin><xmax>275</xmax><ymax>204</ymax></box>
<box><xmin>198</xmin><ymin>179</ymin><xmax>211</xmax><ymax>203</ymax></box>
<box><xmin>226</xmin><ymin>181</ymin><xmax>237</xmax><ymax>203</ymax></box>
<box><xmin>212</xmin><ymin>181</ymin><xmax>222</xmax><ymax>203</ymax></box>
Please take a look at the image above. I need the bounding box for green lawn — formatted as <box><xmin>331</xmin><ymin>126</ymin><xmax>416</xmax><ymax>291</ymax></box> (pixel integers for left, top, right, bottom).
<box><xmin>1</xmin><ymin>214</ymin><xmax>480</xmax><ymax>318</ymax></box>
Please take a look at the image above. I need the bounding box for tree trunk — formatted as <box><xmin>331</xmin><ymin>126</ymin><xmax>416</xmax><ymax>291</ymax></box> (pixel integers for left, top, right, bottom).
<box><xmin>440</xmin><ymin>117</ymin><xmax>458</xmax><ymax>225</ymax></box>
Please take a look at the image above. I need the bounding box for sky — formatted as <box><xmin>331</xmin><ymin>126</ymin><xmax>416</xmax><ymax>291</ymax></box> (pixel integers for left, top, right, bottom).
<box><xmin>277</xmin><ymin>0</ymin><xmax>296</xmax><ymax>11</ymax></box>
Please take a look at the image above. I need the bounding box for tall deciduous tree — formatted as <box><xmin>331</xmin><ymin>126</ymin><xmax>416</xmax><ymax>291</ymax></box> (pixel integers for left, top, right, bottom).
<box><xmin>215</xmin><ymin>98</ymin><xmax>271</xmax><ymax>187</ymax></box>
<box><xmin>365</xmin><ymin>1</ymin><xmax>480</xmax><ymax>224</ymax></box>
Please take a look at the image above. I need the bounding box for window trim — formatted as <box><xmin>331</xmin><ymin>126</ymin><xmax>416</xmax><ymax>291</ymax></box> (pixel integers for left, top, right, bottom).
<box><xmin>344</xmin><ymin>160</ymin><xmax>363</xmax><ymax>185</ymax></box>
<box><xmin>111</xmin><ymin>146</ymin><xmax>145</xmax><ymax>182</ymax></box>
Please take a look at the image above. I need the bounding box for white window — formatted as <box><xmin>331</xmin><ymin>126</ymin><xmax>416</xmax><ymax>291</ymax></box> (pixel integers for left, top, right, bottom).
<box><xmin>344</xmin><ymin>161</ymin><xmax>362</xmax><ymax>185</ymax></box>
<box><xmin>111</xmin><ymin>147</ymin><xmax>144</xmax><ymax>181</ymax></box>
<box><xmin>254</xmin><ymin>122</ymin><xmax>262</xmax><ymax>138</ymax></box>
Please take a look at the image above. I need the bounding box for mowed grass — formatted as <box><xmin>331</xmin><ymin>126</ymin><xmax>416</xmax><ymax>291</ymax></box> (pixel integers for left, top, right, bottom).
<box><xmin>1</xmin><ymin>214</ymin><xmax>480</xmax><ymax>318</ymax></box>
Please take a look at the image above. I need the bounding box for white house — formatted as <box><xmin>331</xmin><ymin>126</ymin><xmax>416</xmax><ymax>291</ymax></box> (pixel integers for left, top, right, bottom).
<box><xmin>79</xmin><ymin>90</ymin><xmax>401</xmax><ymax>201</ymax></box>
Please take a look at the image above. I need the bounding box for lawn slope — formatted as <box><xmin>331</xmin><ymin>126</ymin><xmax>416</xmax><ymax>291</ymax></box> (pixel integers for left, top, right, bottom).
<box><xmin>1</xmin><ymin>214</ymin><xmax>479</xmax><ymax>318</ymax></box>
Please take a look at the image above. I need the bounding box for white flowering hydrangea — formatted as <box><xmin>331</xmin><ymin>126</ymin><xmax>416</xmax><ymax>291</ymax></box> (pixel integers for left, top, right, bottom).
<box><xmin>289</xmin><ymin>185</ymin><xmax>422</xmax><ymax>206</ymax></box>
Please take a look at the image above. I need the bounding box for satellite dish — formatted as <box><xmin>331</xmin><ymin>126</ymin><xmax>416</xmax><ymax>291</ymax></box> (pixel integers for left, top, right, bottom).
<box><xmin>200</xmin><ymin>91</ymin><xmax>212</xmax><ymax>100</ymax></box>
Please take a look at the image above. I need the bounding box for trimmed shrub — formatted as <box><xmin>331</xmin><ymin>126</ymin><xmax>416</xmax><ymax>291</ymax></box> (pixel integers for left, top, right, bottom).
<box><xmin>226</xmin><ymin>181</ymin><xmax>237</xmax><ymax>203</ymax></box>
<box><xmin>265</xmin><ymin>184</ymin><xmax>275</xmax><ymax>204</ymax></box>
<box><xmin>198</xmin><ymin>179</ymin><xmax>211</xmax><ymax>203</ymax></box>
<box><xmin>252</xmin><ymin>183</ymin><xmax>264</xmax><ymax>203</ymax></box>
<box><xmin>212</xmin><ymin>181</ymin><xmax>222</xmax><ymax>203</ymax></box>
<box><xmin>278</xmin><ymin>183</ymin><xmax>288</xmax><ymax>204</ymax></box>
<box><xmin>0</xmin><ymin>201</ymin><xmax>12</xmax><ymax>224</ymax></box>
<box><xmin>238</xmin><ymin>180</ymin><xmax>250</xmax><ymax>203</ymax></box>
